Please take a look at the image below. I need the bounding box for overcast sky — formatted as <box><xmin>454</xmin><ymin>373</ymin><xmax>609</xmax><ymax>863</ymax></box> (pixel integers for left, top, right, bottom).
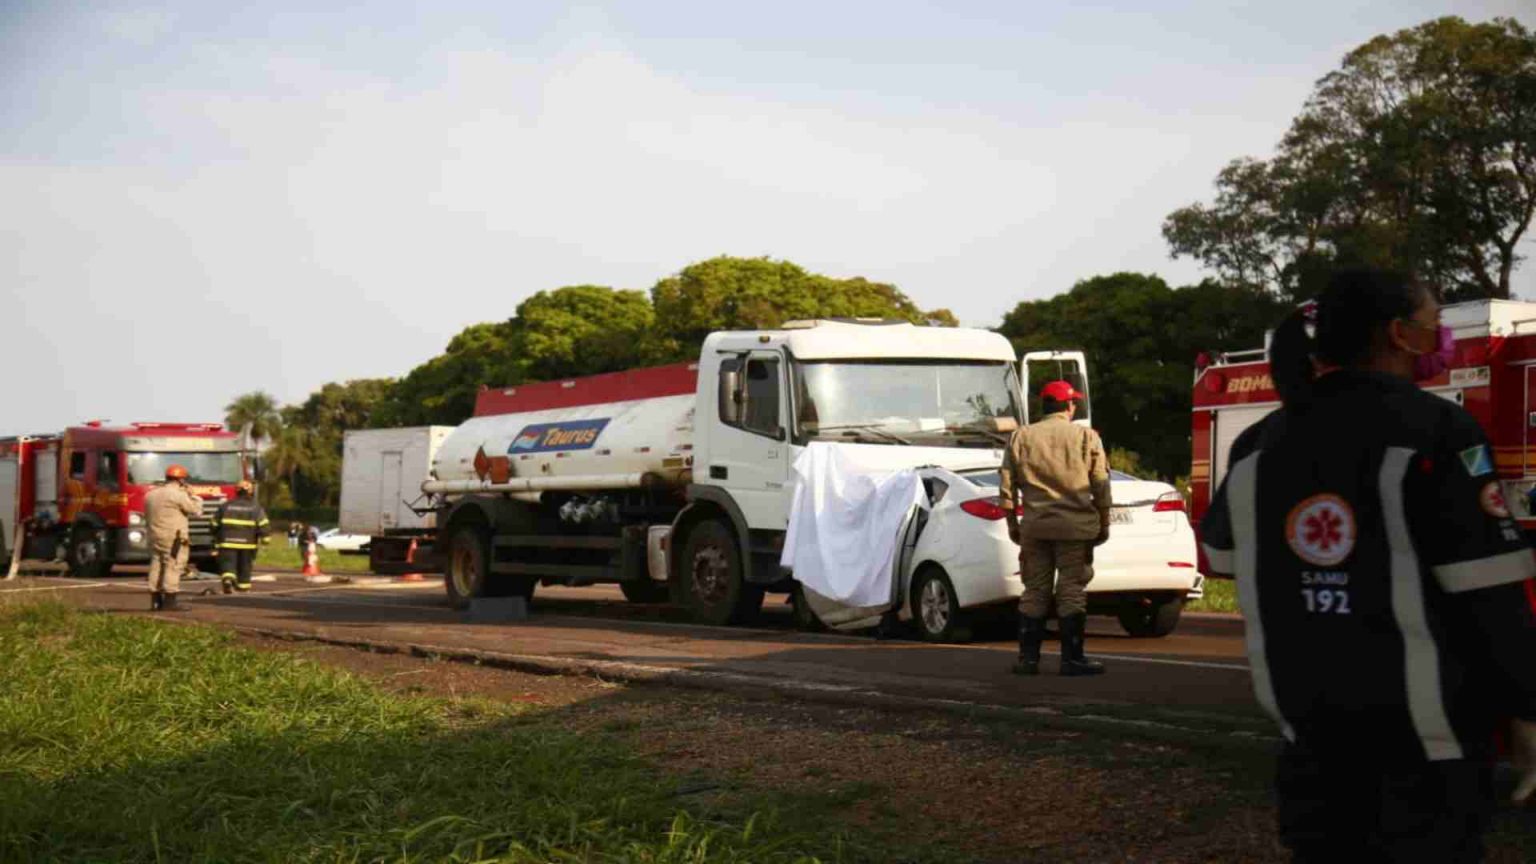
<box><xmin>4</xmin><ymin>1</ymin><xmax>1533</xmax><ymax>431</ymax></box>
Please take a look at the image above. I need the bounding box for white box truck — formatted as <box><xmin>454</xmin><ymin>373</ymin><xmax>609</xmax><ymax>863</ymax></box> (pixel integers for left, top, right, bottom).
<box><xmin>340</xmin><ymin>427</ymin><xmax>454</xmax><ymax>537</ymax></box>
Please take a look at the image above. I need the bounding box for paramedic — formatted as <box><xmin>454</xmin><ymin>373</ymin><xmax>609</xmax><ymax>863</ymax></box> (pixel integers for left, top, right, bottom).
<box><xmin>1201</xmin><ymin>269</ymin><xmax>1536</xmax><ymax>862</ymax></box>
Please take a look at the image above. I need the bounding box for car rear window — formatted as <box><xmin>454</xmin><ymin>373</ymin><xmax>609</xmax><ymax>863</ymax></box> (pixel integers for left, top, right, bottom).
<box><xmin>961</xmin><ymin>468</ymin><xmax>1139</xmax><ymax>488</ymax></box>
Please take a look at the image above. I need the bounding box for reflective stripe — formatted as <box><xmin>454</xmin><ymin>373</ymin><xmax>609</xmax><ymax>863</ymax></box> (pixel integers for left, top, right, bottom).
<box><xmin>217</xmin><ymin>543</ymin><xmax>258</xmax><ymax>550</ymax></box>
<box><xmin>1433</xmin><ymin>549</ymin><xmax>1536</xmax><ymax>594</ymax></box>
<box><xmin>1380</xmin><ymin>447</ymin><xmax>1462</xmax><ymax>761</ymax></box>
<box><xmin>1201</xmin><ymin>543</ymin><xmax>1234</xmax><ymax>575</ymax></box>
<box><xmin>1228</xmin><ymin>449</ymin><xmax>1295</xmax><ymax>742</ymax></box>
<box><xmin>258</xmin><ymin>519</ymin><xmax>270</xmax><ymax>526</ymax></box>
<box><xmin>220</xmin><ymin>518</ymin><xmax>258</xmax><ymax>526</ymax></box>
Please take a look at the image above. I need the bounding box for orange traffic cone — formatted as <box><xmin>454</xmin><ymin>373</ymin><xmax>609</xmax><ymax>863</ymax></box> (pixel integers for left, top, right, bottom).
<box><xmin>396</xmin><ymin>538</ymin><xmax>425</xmax><ymax>582</ymax></box>
<box><xmin>301</xmin><ymin>541</ymin><xmax>326</xmax><ymax>582</ymax></box>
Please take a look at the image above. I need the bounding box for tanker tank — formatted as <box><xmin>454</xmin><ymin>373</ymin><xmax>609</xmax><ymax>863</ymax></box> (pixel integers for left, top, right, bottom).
<box><xmin>424</xmin><ymin>363</ymin><xmax>699</xmax><ymax>496</ymax></box>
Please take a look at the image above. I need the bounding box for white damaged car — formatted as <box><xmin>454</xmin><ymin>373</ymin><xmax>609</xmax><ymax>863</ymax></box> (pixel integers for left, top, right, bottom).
<box><xmin>890</xmin><ymin>466</ymin><xmax>1202</xmax><ymax>642</ymax></box>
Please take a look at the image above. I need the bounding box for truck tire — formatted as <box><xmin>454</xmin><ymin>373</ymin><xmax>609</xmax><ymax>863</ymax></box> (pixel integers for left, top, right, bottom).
<box><xmin>444</xmin><ymin>526</ymin><xmax>489</xmax><ymax>610</ymax></box>
<box><xmin>620</xmin><ymin>580</ymin><xmax>669</xmax><ymax>603</ymax></box>
<box><xmin>1118</xmin><ymin>594</ymin><xmax>1184</xmax><ymax>638</ymax></box>
<box><xmin>680</xmin><ymin>519</ymin><xmax>762</xmax><ymax>626</ymax></box>
<box><xmin>67</xmin><ymin>526</ymin><xmax>112</xmax><ymax>579</ymax></box>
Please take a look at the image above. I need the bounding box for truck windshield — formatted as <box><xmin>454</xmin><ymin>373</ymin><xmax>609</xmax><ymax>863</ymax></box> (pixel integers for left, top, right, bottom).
<box><xmin>792</xmin><ymin>360</ymin><xmax>1022</xmax><ymax>447</ymax></box>
<box><xmin>127</xmin><ymin>452</ymin><xmax>243</xmax><ymax>485</ymax></box>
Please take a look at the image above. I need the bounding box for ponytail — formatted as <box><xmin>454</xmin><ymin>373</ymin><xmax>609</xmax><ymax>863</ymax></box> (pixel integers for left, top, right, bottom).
<box><xmin>1269</xmin><ymin>302</ymin><xmax>1317</xmax><ymax>410</ymax></box>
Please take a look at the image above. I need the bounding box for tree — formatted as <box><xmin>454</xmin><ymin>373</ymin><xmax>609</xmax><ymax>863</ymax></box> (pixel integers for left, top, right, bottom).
<box><xmin>650</xmin><ymin>256</ymin><xmax>954</xmax><ymax>359</ymax></box>
<box><xmin>223</xmin><ymin>391</ymin><xmax>283</xmax><ymax>453</ymax></box>
<box><xmin>999</xmin><ymin>273</ymin><xmax>1282</xmax><ymax>480</ymax></box>
<box><xmin>515</xmin><ymin>285</ymin><xmax>656</xmax><ymax>381</ymax></box>
<box><xmin>1165</xmin><ymin>17</ymin><xmax>1536</xmax><ymax>299</ymax></box>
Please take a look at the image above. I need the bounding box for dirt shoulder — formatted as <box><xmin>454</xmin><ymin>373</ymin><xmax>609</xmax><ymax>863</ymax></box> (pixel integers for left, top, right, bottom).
<box><xmin>244</xmin><ymin>633</ymin><xmax>1287</xmax><ymax>862</ymax></box>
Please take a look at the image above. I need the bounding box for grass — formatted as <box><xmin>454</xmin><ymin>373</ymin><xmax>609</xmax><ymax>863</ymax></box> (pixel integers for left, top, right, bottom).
<box><xmin>254</xmin><ymin>544</ymin><xmax>373</xmax><ymax>573</ymax></box>
<box><xmin>0</xmin><ymin>600</ymin><xmax>905</xmax><ymax>863</ymax></box>
<box><xmin>1188</xmin><ymin>576</ymin><xmax>1237</xmax><ymax>613</ymax></box>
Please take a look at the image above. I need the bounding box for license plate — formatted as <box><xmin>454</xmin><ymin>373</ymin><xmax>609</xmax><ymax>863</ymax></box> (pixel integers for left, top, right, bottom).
<box><xmin>1109</xmin><ymin>509</ymin><xmax>1134</xmax><ymax>525</ymax></box>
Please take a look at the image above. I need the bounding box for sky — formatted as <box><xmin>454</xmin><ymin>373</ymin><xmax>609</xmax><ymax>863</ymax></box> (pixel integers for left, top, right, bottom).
<box><xmin>3</xmin><ymin>0</ymin><xmax>1533</xmax><ymax>431</ymax></box>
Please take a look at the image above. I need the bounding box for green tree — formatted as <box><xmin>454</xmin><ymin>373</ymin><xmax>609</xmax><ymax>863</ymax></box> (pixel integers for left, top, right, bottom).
<box><xmin>223</xmin><ymin>391</ymin><xmax>283</xmax><ymax>452</ymax></box>
<box><xmin>999</xmin><ymin>273</ymin><xmax>1282</xmax><ymax>480</ymax></box>
<box><xmin>1165</xmin><ymin>16</ymin><xmax>1536</xmax><ymax>299</ymax></box>
<box><xmin>650</xmin><ymin>256</ymin><xmax>954</xmax><ymax>359</ymax></box>
<box><xmin>515</xmin><ymin>285</ymin><xmax>656</xmax><ymax>380</ymax></box>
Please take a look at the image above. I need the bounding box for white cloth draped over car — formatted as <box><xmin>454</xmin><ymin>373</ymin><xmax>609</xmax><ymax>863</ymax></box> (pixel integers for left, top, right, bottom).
<box><xmin>780</xmin><ymin>443</ymin><xmax>929</xmax><ymax>626</ymax></box>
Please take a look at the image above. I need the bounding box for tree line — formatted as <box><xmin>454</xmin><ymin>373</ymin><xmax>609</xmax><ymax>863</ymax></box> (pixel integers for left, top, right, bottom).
<box><xmin>227</xmin><ymin>15</ymin><xmax>1534</xmax><ymax>509</ymax></box>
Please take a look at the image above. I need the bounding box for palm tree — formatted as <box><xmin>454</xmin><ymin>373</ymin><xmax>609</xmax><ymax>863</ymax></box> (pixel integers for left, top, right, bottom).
<box><xmin>262</xmin><ymin>425</ymin><xmax>311</xmax><ymax>507</ymax></box>
<box><xmin>224</xmin><ymin>392</ymin><xmax>283</xmax><ymax>454</ymax></box>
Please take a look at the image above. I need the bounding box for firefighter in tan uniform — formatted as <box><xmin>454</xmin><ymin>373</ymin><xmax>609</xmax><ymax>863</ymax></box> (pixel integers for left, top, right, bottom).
<box><xmin>1001</xmin><ymin>380</ymin><xmax>1112</xmax><ymax>676</ymax></box>
<box><xmin>143</xmin><ymin>464</ymin><xmax>203</xmax><ymax>611</ymax></box>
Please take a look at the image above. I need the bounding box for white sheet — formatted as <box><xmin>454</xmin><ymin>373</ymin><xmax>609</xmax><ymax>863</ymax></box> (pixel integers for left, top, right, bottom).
<box><xmin>780</xmin><ymin>442</ymin><xmax>928</xmax><ymax>609</ymax></box>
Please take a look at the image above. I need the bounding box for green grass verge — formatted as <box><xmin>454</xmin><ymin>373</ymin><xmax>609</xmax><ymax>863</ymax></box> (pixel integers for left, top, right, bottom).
<box><xmin>0</xmin><ymin>601</ymin><xmax>891</xmax><ymax>863</ymax></box>
<box><xmin>253</xmin><ymin>544</ymin><xmax>373</xmax><ymax>573</ymax></box>
<box><xmin>1188</xmin><ymin>577</ymin><xmax>1237</xmax><ymax>613</ymax></box>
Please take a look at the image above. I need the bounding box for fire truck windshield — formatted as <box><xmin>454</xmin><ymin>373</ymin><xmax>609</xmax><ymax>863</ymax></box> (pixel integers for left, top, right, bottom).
<box><xmin>792</xmin><ymin>359</ymin><xmax>1022</xmax><ymax>447</ymax></box>
<box><xmin>127</xmin><ymin>452</ymin><xmax>242</xmax><ymax>485</ymax></box>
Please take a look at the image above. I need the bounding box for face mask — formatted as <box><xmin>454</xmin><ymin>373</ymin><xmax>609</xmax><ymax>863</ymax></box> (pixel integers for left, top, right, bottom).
<box><xmin>1412</xmin><ymin>325</ymin><xmax>1455</xmax><ymax>382</ymax></box>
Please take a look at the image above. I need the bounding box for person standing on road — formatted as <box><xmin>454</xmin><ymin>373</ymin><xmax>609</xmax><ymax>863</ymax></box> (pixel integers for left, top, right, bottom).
<box><xmin>287</xmin><ymin>522</ymin><xmax>299</xmax><ymax>548</ymax></box>
<box><xmin>143</xmin><ymin>464</ymin><xmax>203</xmax><ymax>611</ymax></box>
<box><xmin>213</xmin><ymin>480</ymin><xmax>269</xmax><ymax>594</ymax></box>
<box><xmin>1201</xmin><ymin>269</ymin><xmax>1536</xmax><ymax>862</ymax></box>
<box><xmin>1001</xmin><ymin>380</ymin><xmax>1112</xmax><ymax>676</ymax></box>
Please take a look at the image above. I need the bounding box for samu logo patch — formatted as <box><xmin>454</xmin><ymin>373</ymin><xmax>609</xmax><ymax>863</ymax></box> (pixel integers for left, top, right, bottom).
<box><xmin>1285</xmin><ymin>494</ymin><xmax>1357</xmax><ymax>567</ymax></box>
<box><xmin>1459</xmin><ymin>444</ymin><xmax>1494</xmax><ymax>477</ymax></box>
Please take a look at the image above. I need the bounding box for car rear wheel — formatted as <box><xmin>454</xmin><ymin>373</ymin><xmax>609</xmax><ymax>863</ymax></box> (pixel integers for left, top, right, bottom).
<box><xmin>912</xmin><ymin>566</ymin><xmax>970</xmax><ymax>643</ymax></box>
<box><xmin>1118</xmin><ymin>594</ymin><xmax>1184</xmax><ymax>638</ymax></box>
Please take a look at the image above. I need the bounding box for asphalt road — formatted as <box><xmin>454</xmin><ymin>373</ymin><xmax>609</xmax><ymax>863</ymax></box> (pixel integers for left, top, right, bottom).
<box><xmin>3</xmin><ymin>571</ymin><xmax>1269</xmax><ymax>739</ymax></box>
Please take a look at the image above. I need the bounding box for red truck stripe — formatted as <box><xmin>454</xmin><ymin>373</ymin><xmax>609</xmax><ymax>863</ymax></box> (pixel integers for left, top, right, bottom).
<box><xmin>473</xmin><ymin>363</ymin><xmax>699</xmax><ymax>417</ymax></box>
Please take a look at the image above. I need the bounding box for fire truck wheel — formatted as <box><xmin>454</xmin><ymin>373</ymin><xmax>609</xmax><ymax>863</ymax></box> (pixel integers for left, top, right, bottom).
<box><xmin>681</xmin><ymin>519</ymin><xmax>762</xmax><ymax>626</ymax></box>
<box><xmin>620</xmin><ymin>580</ymin><xmax>669</xmax><ymax>603</ymax></box>
<box><xmin>1117</xmin><ymin>594</ymin><xmax>1184</xmax><ymax>638</ymax></box>
<box><xmin>67</xmin><ymin>526</ymin><xmax>112</xmax><ymax>579</ymax></box>
<box><xmin>444</xmin><ymin>527</ymin><xmax>489</xmax><ymax>610</ymax></box>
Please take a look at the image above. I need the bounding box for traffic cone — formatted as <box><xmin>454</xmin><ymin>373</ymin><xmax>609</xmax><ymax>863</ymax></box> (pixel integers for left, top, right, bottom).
<box><xmin>302</xmin><ymin>541</ymin><xmax>328</xmax><ymax>583</ymax></box>
<box><xmin>396</xmin><ymin>537</ymin><xmax>425</xmax><ymax>582</ymax></box>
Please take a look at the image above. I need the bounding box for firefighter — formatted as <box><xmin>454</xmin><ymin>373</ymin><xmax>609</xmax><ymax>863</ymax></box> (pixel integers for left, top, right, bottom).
<box><xmin>143</xmin><ymin>464</ymin><xmax>203</xmax><ymax>611</ymax></box>
<box><xmin>213</xmin><ymin>480</ymin><xmax>268</xmax><ymax>593</ymax></box>
<box><xmin>1202</xmin><ymin>270</ymin><xmax>1536</xmax><ymax>861</ymax></box>
<box><xmin>1001</xmin><ymin>379</ymin><xmax>1112</xmax><ymax>676</ymax></box>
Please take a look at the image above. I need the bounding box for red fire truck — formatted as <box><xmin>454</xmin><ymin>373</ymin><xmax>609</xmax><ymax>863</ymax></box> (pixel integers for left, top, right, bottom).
<box><xmin>1191</xmin><ymin>299</ymin><xmax>1536</xmax><ymax>575</ymax></box>
<box><xmin>1</xmin><ymin>422</ymin><xmax>248</xmax><ymax>577</ymax></box>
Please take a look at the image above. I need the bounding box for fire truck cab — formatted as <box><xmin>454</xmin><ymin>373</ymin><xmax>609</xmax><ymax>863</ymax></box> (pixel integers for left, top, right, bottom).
<box><xmin>1191</xmin><ymin>299</ymin><xmax>1536</xmax><ymax>575</ymax></box>
<box><xmin>2</xmin><ymin>422</ymin><xmax>246</xmax><ymax>577</ymax></box>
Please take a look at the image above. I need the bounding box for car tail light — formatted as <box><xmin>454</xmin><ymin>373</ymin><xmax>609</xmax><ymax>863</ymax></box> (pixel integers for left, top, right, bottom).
<box><xmin>1152</xmin><ymin>491</ymin><xmax>1187</xmax><ymax>513</ymax></box>
<box><xmin>960</xmin><ymin>497</ymin><xmax>1015</xmax><ymax>521</ymax></box>
<box><xmin>1168</xmin><ymin>561</ymin><xmax>1194</xmax><ymax>568</ymax></box>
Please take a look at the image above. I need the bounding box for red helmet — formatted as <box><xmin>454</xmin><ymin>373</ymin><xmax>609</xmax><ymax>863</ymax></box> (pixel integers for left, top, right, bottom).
<box><xmin>165</xmin><ymin>464</ymin><xmax>189</xmax><ymax>480</ymax></box>
<box><xmin>1040</xmin><ymin>380</ymin><xmax>1084</xmax><ymax>403</ymax></box>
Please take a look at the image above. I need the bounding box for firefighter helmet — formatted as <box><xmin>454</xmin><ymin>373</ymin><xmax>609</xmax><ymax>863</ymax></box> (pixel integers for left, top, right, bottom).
<box><xmin>237</xmin><ymin>480</ymin><xmax>254</xmax><ymax>495</ymax></box>
<box><xmin>1040</xmin><ymin>380</ymin><xmax>1085</xmax><ymax>403</ymax></box>
<box><xmin>165</xmin><ymin>464</ymin><xmax>189</xmax><ymax>480</ymax></box>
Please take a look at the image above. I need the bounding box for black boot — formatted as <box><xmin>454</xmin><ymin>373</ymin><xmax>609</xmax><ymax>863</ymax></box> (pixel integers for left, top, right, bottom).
<box><xmin>1059</xmin><ymin>613</ymin><xmax>1105</xmax><ymax>677</ymax></box>
<box><xmin>1012</xmin><ymin>616</ymin><xmax>1046</xmax><ymax>675</ymax></box>
<box><xmin>150</xmin><ymin>591</ymin><xmax>163</xmax><ymax>611</ymax></box>
<box><xmin>162</xmin><ymin>593</ymin><xmax>185</xmax><ymax>613</ymax></box>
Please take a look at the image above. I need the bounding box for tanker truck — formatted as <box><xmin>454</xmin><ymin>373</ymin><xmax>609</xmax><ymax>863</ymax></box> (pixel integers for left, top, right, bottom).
<box><xmin>372</xmin><ymin>319</ymin><xmax>1081</xmax><ymax>626</ymax></box>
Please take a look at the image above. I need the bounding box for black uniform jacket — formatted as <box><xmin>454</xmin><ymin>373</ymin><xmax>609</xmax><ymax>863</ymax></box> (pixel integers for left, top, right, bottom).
<box><xmin>1202</xmin><ymin>369</ymin><xmax>1536</xmax><ymax>762</ymax></box>
<box><xmin>212</xmin><ymin>497</ymin><xmax>269</xmax><ymax>551</ymax></box>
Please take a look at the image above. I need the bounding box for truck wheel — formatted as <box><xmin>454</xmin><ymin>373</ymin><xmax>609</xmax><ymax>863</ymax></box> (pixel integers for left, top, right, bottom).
<box><xmin>444</xmin><ymin>527</ymin><xmax>489</xmax><ymax>610</ymax></box>
<box><xmin>67</xmin><ymin>526</ymin><xmax>112</xmax><ymax>579</ymax></box>
<box><xmin>620</xmin><ymin>580</ymin><xmax>669</xmax><ymax>603</ymax></box>
<box><xmin>681</xmin><ymin>520</ymin><xmax>762</xmax><ymax>626</ymax></box>
<box><xmin>1118</xmin><ymin>594</ymin><xmax>1184</xmax><ymax>638</ymax></box>
<box><xmin>912</xmin><ymin>566</ymin><xmax>970</xmax><ymax>643</ymax></box>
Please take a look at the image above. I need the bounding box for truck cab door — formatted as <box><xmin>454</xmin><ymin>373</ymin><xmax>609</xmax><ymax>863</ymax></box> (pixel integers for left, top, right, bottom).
<box><xmin>710</xmin><ymin>351</ymin><xmax>792</xmax><ymax>530</ymax></box>
<box><xmin>1021</xmin><ymin>350</ymin><xmax>1092</xmax><ymax>427</ymax></box>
